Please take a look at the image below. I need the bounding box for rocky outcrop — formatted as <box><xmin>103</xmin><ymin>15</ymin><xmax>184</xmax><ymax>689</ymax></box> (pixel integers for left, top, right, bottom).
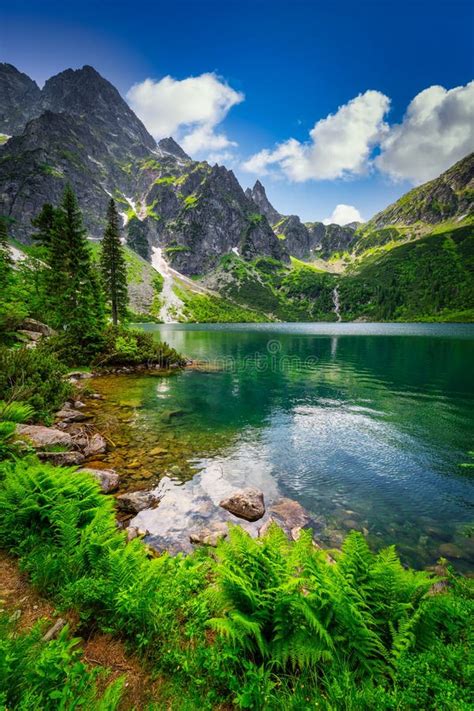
<box><xmin>246</xmin><ymin>179</ymin><xmax>360</xmax><ymax>259</ymax></box>
<box><xmin>20</xmin><ymin>318</ymin><xmax>54</xmax><ymax>336</ymax></box>
<box><xmin>219</xmin><ymin>487</ymin><xmax>266</xmax><ymax>522</ymax></box>
<box><xmin>312</xmin><ymin>222</ymin><xmax>360</xmax><ymax>258</ymax></box>
<box><xmin>0</xmin><ymin>63</ymin><xmax>41</xmax><ymax>135</ymax></box>
<box><xmin>245</xmin><ymin>180</ymin><xmax>282</xmax><ymax>226</ymax></box>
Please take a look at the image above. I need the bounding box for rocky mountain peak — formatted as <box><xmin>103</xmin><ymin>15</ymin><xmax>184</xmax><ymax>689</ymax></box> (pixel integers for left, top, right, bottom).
<box><xmin>0</xmin><ymin>63</ymin><xmax>41</xmax><ymax>135</ymax></box>
<box><xmin>157</xmin><ymin>137</ymin><xmax>190</xmax><ymax>161</ymax></box>
<box><xmin>40</xmin><ymin>65</ymin><xmax>156</xmax><ymax>153</ymax></box>
<box><xmin>245</xmin><ymin>179</ymin><xmax>282</xmax><ymax>226</ymax></box>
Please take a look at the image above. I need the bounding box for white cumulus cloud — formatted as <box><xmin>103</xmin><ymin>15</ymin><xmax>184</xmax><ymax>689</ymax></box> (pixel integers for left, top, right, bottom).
<box><xmin>127</xmin><ymin>73</ymin><xmax>244</xmax><ymax>159</ymax></box>
<box><xmin>323</xmin><ymin>204</ymin><xmax>363</xmax><ymax>225</ymax></box>
<box><xmin>242</xmin><ymin>91</ymin><xmax>390</xmax><ymax>180</ymax></box>
<box><xmin>376</xmin><ymin>81</ymin><xmax>474</xmax><ymax>183</ymax></box>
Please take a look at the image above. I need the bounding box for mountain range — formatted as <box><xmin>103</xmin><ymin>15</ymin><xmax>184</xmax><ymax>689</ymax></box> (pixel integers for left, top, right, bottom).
<box><xmin>0</xmin><ymin>62</ymin><xmax>473</xmax><ymax>322</ymax></box>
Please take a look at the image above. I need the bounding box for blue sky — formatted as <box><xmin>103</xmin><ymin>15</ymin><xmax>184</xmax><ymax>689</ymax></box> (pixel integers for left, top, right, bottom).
<box><xmin>2</xmin><ymin>0</ymin><xmax>473</xmax><ymax>222</ymax></box>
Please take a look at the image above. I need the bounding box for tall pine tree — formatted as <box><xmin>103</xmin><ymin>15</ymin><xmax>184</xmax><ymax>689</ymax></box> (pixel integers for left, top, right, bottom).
<box><xmin>31</xmin><ymin>204</ymin><xmax>58</xmax><ymax>248</ymax></box>
<box><xmin>100</xmin><ymin>199</ymin><xmax>128</xmax><ymax>325</ymax></box>
<box><xmin>46</xmin><ymin>185</ymin><xmax>104</xmax><ymax>346</ymax></box>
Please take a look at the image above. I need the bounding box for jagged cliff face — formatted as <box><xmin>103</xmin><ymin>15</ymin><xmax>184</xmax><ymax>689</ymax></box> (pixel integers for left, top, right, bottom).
<box><xmin>246</xmin><ymin>180</ymin><xmax>360</xmax><ymax>259</ymax></box>
<box><xmin>245</xmin><ymin>180</ymin><xmax>282</xmax><ymax>226</ymax></box>
<box><xmin>0</xmin><ymin>64</ymin><xmax>286</xmax><ymax>274</ymax></box>
<box><xmin>0</xmin><ymin>63</ymin><xmax>41</xmax><ymax>135</ymax></box>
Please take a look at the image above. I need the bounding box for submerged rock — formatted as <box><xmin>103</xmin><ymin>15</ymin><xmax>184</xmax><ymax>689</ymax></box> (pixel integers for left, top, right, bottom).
<box><xmin>116</xmin><ymin>490</ymin><xmax>159</xmax><ymax>514</ymax></box>
<box><xmin>79</xmin><ymin>467</ymin><xmax>120</xmax><ymax>493</ymax></box>
<box><xmin>219</xmin><ymin>488</ymin><xmax>265</xmax><ymax>522</ymax></box>
<box><xmin>189</xmin><ymin>523</ymin><xmax>228</xmax><ymax>547</ymax></box>
<box><xmin>16</xmin><ymin>424</ymin><xmax>72</xmax><ymax>449</ymax></box>
<box><xmin>438</xmin><ymin>543</ymin><xmax>463</xmax><ymax>559</ymax></box>
<box><xmin>269</xmin><ymin>498</ymin><xmax>311</xmax><ymax>531</ymax></box>
<box><xmin>83</xmin><ymin>432</ymin><xmax>107</xmax><ymax>457</ymax></box>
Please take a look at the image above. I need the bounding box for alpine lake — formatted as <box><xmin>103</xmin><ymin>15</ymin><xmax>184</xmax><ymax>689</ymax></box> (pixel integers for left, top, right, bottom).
<box><xmin>83</xmin><ymin>322</ymin><xmax>474</xmax><ymax>571</ymax></box>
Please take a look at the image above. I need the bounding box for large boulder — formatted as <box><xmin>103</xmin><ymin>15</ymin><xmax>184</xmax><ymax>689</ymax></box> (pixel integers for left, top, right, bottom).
<box><xmin>38</xmin><ymin>451</ymin><xmax>85</xmax><ymax>466</ymax></box>
<box><xmin>55</xmin><ymin>408</ymin><xmax>89</xmax><ymax>423</ymax></box>
<box><xmin>219</xmin><ymin>488</ymin><xmax>265</xmax><ymax>522</ymax></box>
<box><xmin>20</xmin><ymin>318</ymin><xmax>54</xmax><ymax>336</ymax></box>
<box><xmin>116</xmin><ymin>490</ymin><xmax>159</xmax><ymax>514</ymax></box>
<box><xmin>16</xmin><ymin>424</ymin><xmax>72</xmax><ymax>449</ymax></box>
<box><xmin>79</xmin><ymin>467</ymin><xmax>119</xmax><ymax>493</ymax></box>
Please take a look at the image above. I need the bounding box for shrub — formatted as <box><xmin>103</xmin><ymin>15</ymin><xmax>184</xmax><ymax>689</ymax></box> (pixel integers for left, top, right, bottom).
<box><xmin>94</xmin><ymin>325</ymin><xmax>185</xmax><ymax>367</ymax></box>
<box><xmin>42</xmin><ymin>331</ymin><xmax>106</xmax><ymax>366</ymax></box>
<box><xmin>0</xmin><ymin>347</ymin><xmax>72</xmax><ymax>423</ymax></box>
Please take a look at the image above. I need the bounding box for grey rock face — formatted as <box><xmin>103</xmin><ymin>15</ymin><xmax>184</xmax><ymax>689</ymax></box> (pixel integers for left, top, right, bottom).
<box><xmin>245</xmin><ymin>179</ymin><xmax>282</xmax><ymax>226</ymax></box>
<box><xmin>158</xmin><ymin>137</ymin><xmax>190</xmax><ymax>161</ymax></box>
<box><xmin>246</xmin><ymin>179</ymin><xmax>360</xmax><ymax>259</ymax></box>
<box><xmin>314</xmin><ymin>223</ymin><xmax>360</xmax><ymax>259</ymax></box>
<box><xmin>0</xmin><ymin>63</ymin><xmax>41</xmax><ymax>135</ymax></box>
<box><xmin>219</xmin><ymin>487</ymin><xmax>266</xmax><ymax>522</ymax></box>
<box><xmin>40</xmin><ymin>65</ymin><xmax>156</xmax><ymax>154</ymax></box>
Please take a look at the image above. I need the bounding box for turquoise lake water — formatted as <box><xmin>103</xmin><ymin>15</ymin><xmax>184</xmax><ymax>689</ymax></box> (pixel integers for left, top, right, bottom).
<box><xmin>122</xmin><ymin>322</ymin><xmax>474</xmax><ymax>568</ymax></box>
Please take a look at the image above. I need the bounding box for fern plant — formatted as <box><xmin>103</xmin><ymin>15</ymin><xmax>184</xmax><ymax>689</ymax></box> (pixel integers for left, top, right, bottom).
<box><xmin>0</xmin><ymin>400</ymin><xmax>34</xmax><ymax>461</ymax></box>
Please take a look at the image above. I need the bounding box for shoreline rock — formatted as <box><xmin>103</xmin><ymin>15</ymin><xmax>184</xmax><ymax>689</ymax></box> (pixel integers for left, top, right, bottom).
<box><xmin>116</xmin><ymin>490</ymin><xmax>160</xmax><ymax>514</ymax></box>
<box><xmin>16</xmin><ymin>424</ymin><xmax>73</xmax><ymax>449</ymax></box>
<box><xmin>79</xmin><ymin>467</ymin><xmax>120</xmax><ymax>493</ymax></box>
<box><xmin>219</xmin><ymin>488</ymin><xmax>265</xmax><ymax>522</ymax></box>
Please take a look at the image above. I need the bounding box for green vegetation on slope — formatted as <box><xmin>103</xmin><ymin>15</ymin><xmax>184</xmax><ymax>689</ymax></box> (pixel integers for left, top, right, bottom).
<box><xmin>174</xmin><ymin>283</ymin><xmax>269</xmax><ymax>323</ymax></box>
<box><xmin>339</xmin><ymin>224</ymin><xmax>474</xmax><ymax>321</ymax></box>
<box><xmin>213</xmin><ymin>253</ymin><xmax>337</xmax><ymax>321</ymax></box>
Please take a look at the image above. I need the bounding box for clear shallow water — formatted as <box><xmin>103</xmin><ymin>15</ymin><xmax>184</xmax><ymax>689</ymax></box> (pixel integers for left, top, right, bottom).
<box><xmin>92</xmin><ymin>323</ymin><xmax>474</xmax><ymax>569</ymax></box>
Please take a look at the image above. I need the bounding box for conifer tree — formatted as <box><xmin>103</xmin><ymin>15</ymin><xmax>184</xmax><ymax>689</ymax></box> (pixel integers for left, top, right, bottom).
<box><xmin>100</xmin><ymin>199</ymin><xmax>128</xmax><ymax>325</ymax></box>
<box><xmin>46</xmin><ymin>185</ymin><xmax>104</xmax><ymax>345</ymax></box>
<box><xmin>31</xmin><ymin>204</ymin><xmax>57</xmax><ymax>248</ymax></box>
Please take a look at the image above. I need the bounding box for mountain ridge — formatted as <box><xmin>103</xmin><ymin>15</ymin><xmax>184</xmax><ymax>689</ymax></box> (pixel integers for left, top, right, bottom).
<box><xmin>0</xmin><ymin>63</ymin><xmax>286</xmax><ymax>273</ymax></box>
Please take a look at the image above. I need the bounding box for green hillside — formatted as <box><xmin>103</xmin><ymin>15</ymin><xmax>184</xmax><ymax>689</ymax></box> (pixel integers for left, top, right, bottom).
<box><xmin>339</xmin><ymin>224</ymin><xmax>474</xmax><ymax>322</ymax></box>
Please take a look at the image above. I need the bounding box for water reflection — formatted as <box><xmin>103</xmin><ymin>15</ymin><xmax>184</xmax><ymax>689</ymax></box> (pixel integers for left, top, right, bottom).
<box><xmin>90</xmin><ymin>323</ymin><xmax>474</xmax><ymax>570</ymax></box>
